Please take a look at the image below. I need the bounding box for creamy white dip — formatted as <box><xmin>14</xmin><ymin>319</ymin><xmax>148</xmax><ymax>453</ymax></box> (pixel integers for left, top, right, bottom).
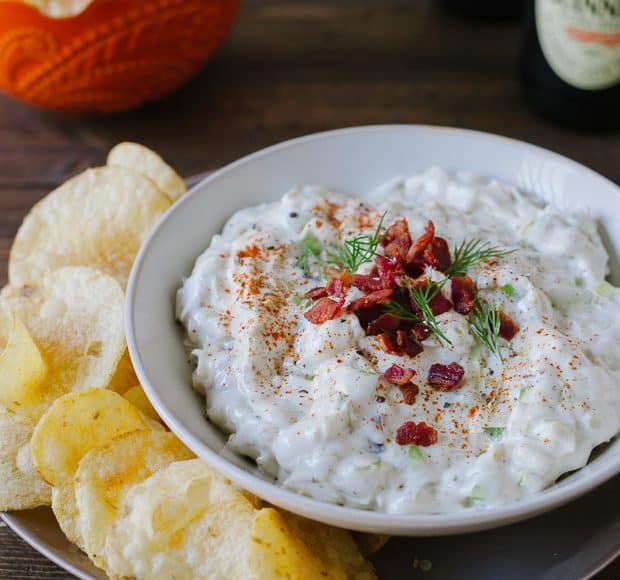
<box><xmin>177</xmin><ymin>167</ymin><xmax>620</xmax><ymax>514</ymax></box>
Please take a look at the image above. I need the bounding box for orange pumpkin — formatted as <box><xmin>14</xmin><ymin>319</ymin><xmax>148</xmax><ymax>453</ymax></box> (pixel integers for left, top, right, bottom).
<box><xmin>0</xmin><ymin>0</ymin><xmax>240</xmax><ymax>113</ymax></box>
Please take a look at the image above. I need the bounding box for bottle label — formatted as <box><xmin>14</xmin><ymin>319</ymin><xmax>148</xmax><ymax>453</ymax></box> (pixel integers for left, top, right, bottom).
<box><xmin>536</xmin><ymin>0</ymin><xmax>620</xmax><ymax>90</ymax></box>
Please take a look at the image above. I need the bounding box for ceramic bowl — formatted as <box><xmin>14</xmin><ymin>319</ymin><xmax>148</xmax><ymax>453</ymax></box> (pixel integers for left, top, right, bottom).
<box><xmin>126</xmin><ymin>125</ymin><xmax>620</xmax><ymax>535</ymax></box>
<box><xmin>0</xmin><ymin>0</ymin><xmax>239</xmax><ymax>113</ymax></box>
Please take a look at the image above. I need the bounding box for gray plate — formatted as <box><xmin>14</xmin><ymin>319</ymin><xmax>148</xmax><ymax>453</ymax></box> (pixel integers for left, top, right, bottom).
<box><xmin>2</xmin><ymin>474</ymin><xmax>619</xmax><ymax>579</ymax></box>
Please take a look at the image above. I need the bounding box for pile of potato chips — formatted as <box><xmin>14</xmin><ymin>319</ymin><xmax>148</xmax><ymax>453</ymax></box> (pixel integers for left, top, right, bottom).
<box><xmin>0</xmin><ymin>143</ymin><xmax>386</xmax><ymax>578</ymax></box>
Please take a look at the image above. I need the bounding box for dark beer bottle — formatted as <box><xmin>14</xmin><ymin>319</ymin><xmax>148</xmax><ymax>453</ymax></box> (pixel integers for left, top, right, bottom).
<box><xmin>520</xmin><ymin>0</ymin><xmax>620</xmax><ymax>130</ymax></box>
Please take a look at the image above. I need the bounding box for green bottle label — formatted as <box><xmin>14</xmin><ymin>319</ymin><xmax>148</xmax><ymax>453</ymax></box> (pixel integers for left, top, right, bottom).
<box><xmin>536</xmin><ymin>0</ymin><xmax>620</xmax><ymax>90</ymax></box>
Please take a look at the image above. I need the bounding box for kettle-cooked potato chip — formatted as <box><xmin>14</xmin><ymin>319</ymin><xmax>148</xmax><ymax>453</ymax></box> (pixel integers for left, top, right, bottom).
<box><xmin>0</xmin><ymin>408</ymin><xmax>51</xmax><ymax>511</ymax></box>
<box><xmin>1</xmin><ymin>267</ymin><xmax>125</xmax><ymax>398</ymax></box>
<box><xmin>106</xmin><ymin>350</ymin><xmax>139</xmax><ymax>395</ymax></box>
<box><xmin>107</xmin><ymin>142</ymin><xmax>187</xmax><ymax>202</ymax></box>
<box><xmin>74</xmin><ymin>430</ymin><xmax>194</xmax><ymax>567</ymax></box>
<box><xmin>52</xmin><ymin>479</ymin><xmax>83</xmax><ymax>548</ymax></box>
<box><xmin>31</xmin><ymin>389</ymin><xmax>148</xmax><ymax>487</ymax></box>
<box><xmin>0</xmin><ymin>306</ymin><xmax>48</xmax><ymax>419</ymax></box>
<box><xmin>249</xmin><ymin>509</ymin><xmax>377</xmax><ymax>580</ymax></box>
<box><xmin>123</xmin><ymin>385</ymin><xmax>159</xmax><ymax>422</ymax></box>
<box><xmin>103</xmin><ymin>459</ymin><xmax>257</xmax><ymax>579</ymax></box>
<box><xmin>351</xmin><ymin>532</ymin><xmax>390</xmax><ymax>557</ymax></box>
<box><xmin>9</xmin><ymin>167</ymin><xmax>171</xmax><ymax>288</ymax></box>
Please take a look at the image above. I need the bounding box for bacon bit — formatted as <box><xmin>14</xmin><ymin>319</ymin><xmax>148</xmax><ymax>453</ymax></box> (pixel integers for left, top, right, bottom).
<box><xmin>499</xmin><ymin>312</ymin><xmax>519</xmax><ymax>340</ymax></box>
<box><xmin>348</xmin><ymin>289</ymin><xmax>393</xmax><ymax>312</ymax></box>
<box><xmin>428</xmin><ymin>362</ymin><xmax>465</xmax><ymax>391</ymax></box>
<box><xmin>303</xmin><ymin>297</ymin><xmax>343</xmax><ymax>324</ymax></box>
<box><xmin>326</xmin><ymin>278</ymin><xmax>346</xmax><ymax>298</ymax></box>
<box><xmin>382</xmin><ymin>218</ymin><xmax>412</xmax><ymax>260</ymax></box>
<box><xmin>451</xmin><ymin>276</ymin><xmax>476</xmax><ymax>315</ymax></box>
<box><xmin>376</xmin><ymin>332</ymin><xmax>400</xmax><ymax>354</ymax></box>
<box><xmin>406</xmin><ymin>220</ymin><xmax>435</xmax><ymax>263</ymax></box>
<box><xmin>384</xmin><ymin>364</ymin><xmax>416</xmax><ymax>385</ymax></box>
<box><xmin>410</xmin><ymin>323</ymin><xmax>431</xmax><ymax>342</ymax></box>
<box><xmin>376</xmin><ymin>255</ymin><xmax>400</xmax><ymax>288</ymax></box>
<box><xmin>304</xmin><ymin>286</ymin><xmax>328</xmax><ymax>300</ymax></box>
<box><xmin>396</xmin><ymin>329</ymin><xmax>424</xmax><ymax>357</ymax></box>
<box><xmin>424</xmin><ymin>237</ymin><xmax>452</xmax><ymax>272</ymax></box>
<box><xmin>396</xmin><ymin>421</ymin><xmax>438</xmax><ymax>446</ymax></box>
<box><xmin>366</xmin><ymin>313</ymin><xmax>400</xmax><ymax>335</ymax></box>
<box><xmin>398</xmin><ymin>383</ymin><xmax>419</xmax><ymax>405</ymax></box>
<box><xmin>351</xmin><ymin>274</ymin><xmax>384</xmax><ymax>292</ymax></box>
<box><xmin>429</xmin><ymin>292</ymin><xmax>452</xmax><ymax>316</ymax></box>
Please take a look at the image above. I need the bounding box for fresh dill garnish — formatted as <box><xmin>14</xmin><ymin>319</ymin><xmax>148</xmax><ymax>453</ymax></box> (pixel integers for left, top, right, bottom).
<box><xmin>383</xmin><ymin>300</ymin><xmax>423</xmax><ymax>324</ymax></box>
<box><xmin>328</xmin><ymin>212</ymin><xmax>386</xmax><ymax>273</ymax></box>
<box><xmin>469</xmin><ymin>300</ymin><xmax>502</xmax><ymax>359</ymax></box>
<box><xmin>407</xmin><ymin>279</ymin><xmax>452</xmax><ymax>346</ymax></box>
<box><xmin>447</xmin><ymin>238</ymin><xmax>515</xmax><ymax>277</ymax></box>
<box><xmin>295</xmin><ymin>232</ymin><xmax>323</xmax><ymax>276</ymax></box>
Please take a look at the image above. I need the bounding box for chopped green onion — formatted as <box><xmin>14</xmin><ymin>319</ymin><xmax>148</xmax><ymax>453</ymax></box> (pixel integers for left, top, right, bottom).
<box><xmin>296</xmin><ymin>232</ymin><xmax>324</xmax><ymax>276</ymax></box>
<box><xmin>595</xmin><ymin>280</ymin><xmax>614</xmax><ymax>298</ymax></box>
<box><xmin>464</xmin><ymin>485</ymin><xmax>484</xmax><ymax>507</ymax></box>
<box><xmin>500</xmin><ymin>284</ymin><xmax>516</xmax><ymax>298</ymax></box>
<box><xmin>484</xmin><ymin>427</ymin><xmax>505</xmax><ymax>440</ymax></box>
<box><xmin>519</xmin><ymin>385</ymin><xmax>533</xmax><ymax>399</ymax></box>
<box><xmin>575</xmin><ymin>277</ymin><xmax>584</xmax><ymax>288</ymax></box>
<box><xmin>408</xmin><ymin>445</ymin><xmax>425</xmax><ymax>461</ymax></box>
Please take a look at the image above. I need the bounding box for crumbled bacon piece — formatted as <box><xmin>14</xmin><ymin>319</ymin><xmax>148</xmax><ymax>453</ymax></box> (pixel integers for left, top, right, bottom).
<box><xmin>499</xmin><ymin>312</ymin><xmax>519</xmax><ymax>340</ymax></box>
<box><xmin>382</xmin><ymin>218</ymin><xmax>412</xmax><ymax>260</ymax></box>
<box><xmin>348</xmin><ymin>289</ymin><xmax>393</xmax><ymax>312</ymax></box>
<box><xmin>423</xmin><ymin>237</ymin><xmax>452</xmax><ymax>272</ymax></box>
<box><xmin>326</xmin><ymin>278</ymin><xmax>346</xmax><ymax>298</ymax></box>
<box><xmin>303</xmin><ymin>297</ymin><xmax>343</xmax><ymax>324</ymax></box>
<box><xmin>396</xmin><ymin>421</ymin><xmax>438</xmax><ymax>446</ymax></box>
<box><xmin>396</xmin><ymin>329</ymin><xmax>424</xmax><ymax>357</ymax></box>
<box><xmin>376</xmin><ymin>332</ymin><xmax>400</xmax><ymax>354</ymax></box>
<box><xmin>410</xmin><ymin>323</ymin><xmax>431</xmax><ymax>342</ymax></box>
<box><xmin>304</xmin><ymin>286</ymin><xmax>328</xmax><ymax>300</ymax></box>
<box><xmin>366</xmin><ymin>314</ymin><xmax>400</xmax><ymax>335</ymax></box>
<box><xmin>428</xmin><ymin>362</ymin><xmax>465</xmax><ymax>391</ymax></box>
<box><xmin>384</xmin><ymin>364</ymin><xmax>416</xmax><ymax>385</ymax></box>
<box><xmin>351</xmin><ymin>274</ymin><xmax>384</xmax><ymax>292</ymax></box>
<box><xmin>451</xmin><ymin>276</ymin><xmax>476</xmax><ymax>315</ymax></box>
<box><xmin>375</xmin><ymin>256</ymin><xmax>400</xmax><ymax>289</ymax></box>
<box><xmin>398</xmin><ymin>383</ymin><xmax>419</xmax><ymax>405</ymax></box>
<box><xmin>406</xmin><ymin>220</ymin><xmax>435</xmax><ymax>263</ymax></box>
<box><xmin>429</xmin><ymin>292</ymin><xmax>452</xmax><ymax>316</ymax></box>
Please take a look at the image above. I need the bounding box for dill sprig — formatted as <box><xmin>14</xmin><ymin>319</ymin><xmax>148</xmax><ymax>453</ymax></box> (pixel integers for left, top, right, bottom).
<box><xmin>383</xmin><ymin>300</ymin><xmax>423</xmax><ymax>324</ymax></box>
<box><xmin>469</xmin><ymin>299</ymin><xmax>502</xmax><ymax>359</ymax></box>
<box><xmin>408</xmin><ymin>279</ymin><xmax>452</xmax><ymax>346</ymax></box>
<box><xmin>296</xmin><ymin>232</ymin><xmax>323</xmax><ymax>277</ymax></box>
<box><xmin>328</xmin><ymin>212</ymin><xmax>386</xmax><ymax>273</ymax></box>
<box><xmin>447</xmin><ymin>239</ymin><xmax>515</xmax><ymax>277</ymax></box>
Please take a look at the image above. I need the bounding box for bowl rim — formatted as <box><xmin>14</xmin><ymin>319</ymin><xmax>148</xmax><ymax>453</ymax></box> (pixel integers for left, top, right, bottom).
<box><xmin>126</xmin><ymin>124</ymin><xmax>620</xmax><ymax>535</ymax></box>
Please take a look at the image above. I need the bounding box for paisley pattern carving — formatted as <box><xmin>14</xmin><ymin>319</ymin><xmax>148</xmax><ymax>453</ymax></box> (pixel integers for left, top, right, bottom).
<box><xmin>0</xmin><ymin>0</ymin><xmax>239</xmax><ymax>112</ymax></box>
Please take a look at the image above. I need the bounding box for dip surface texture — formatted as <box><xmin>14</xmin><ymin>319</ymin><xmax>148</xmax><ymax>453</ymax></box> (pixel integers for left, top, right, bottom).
<box><xmin>177</xmin><ymin>168</ymin><xmax>620</xmax><ymax>514</ymax></box>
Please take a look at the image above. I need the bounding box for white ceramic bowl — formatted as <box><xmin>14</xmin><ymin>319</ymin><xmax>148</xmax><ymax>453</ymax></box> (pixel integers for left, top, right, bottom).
<box><xmin>126</xmin><ymin>125</ymin><xmax>620</xmax><ymax>536</ymax></box>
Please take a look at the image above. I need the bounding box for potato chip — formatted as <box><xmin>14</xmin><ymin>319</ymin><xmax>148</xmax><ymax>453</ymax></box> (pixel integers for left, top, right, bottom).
<box><xmin>123</xmin><ymin>385</ymin><xmax>159</xmax><ymax>422</ymax></box>
<box><xmin>0</xmin><ymin>408</ymin><xmax>51</xmax><ymax>511</ymax></box>
<box><xmin>103</xmin><ymin>459</ymin><xmax>257</xmax><ymax>579</ymax></box>
<box><xmin>249</xmin><ymin>509</ymin><xmax>377</xmax><ymax>579</ymax></box>
<box><xmin>9</xmin><ymin>166</ymin><xmax>171</xmax><ymax>288</ymax></box>
<box><xmin>107</xmin><ymin>142</ymin><xmax>187</xmax><ymax>202</ymax></box>
<box><xmin>30</xmin><ymin>389</ymin><xmax>148</xmax><ymax>487</ymax></box>
<box><xmin>0</xmin><ymin>306</ymin><xmax>49</xmax><ymax>418</ymax></box>
<box><xmin>74</xmin><ymin>430</ymin><xmax>194</xmax><ymax>567</ymax></box>
<box><xmin>106</xmin><ymin>350</ymin><xmax>138</xmax><ymax>394</ymax></box>
<box><xmin>351</xmin><ymin>532</ymin><xmax>390</xmax><ymax>557</ymax></box>
<box><xmin>52</xmin><ymin>479</ymin><xmax>83</xmax><ymax>548</ymax></box>
<box><xmin>1</xmin><ymin>267</ymin><xmax>125</xmax><ymax>397</ymax></box>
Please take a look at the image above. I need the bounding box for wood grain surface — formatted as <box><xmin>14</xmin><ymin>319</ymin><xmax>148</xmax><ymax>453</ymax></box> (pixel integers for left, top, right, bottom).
<box><xmin>0</xmin><ymin>1</ymin><xmax>619</xmax><ymax>578</ymax></box>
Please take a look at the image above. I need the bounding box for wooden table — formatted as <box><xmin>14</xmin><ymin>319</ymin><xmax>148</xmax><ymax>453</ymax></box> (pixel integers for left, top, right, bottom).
<box><xmin>0</xmin><ymin>1</ymin><xmax>619</xmax><ymax>577</ymax></box>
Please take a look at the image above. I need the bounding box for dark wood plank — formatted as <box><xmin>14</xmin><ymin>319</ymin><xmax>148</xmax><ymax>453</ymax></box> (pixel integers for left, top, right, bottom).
<box><xmin>0</xmin><ymin>0</ymin><xmax>618</xmax><ymax>577</ymax></box>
